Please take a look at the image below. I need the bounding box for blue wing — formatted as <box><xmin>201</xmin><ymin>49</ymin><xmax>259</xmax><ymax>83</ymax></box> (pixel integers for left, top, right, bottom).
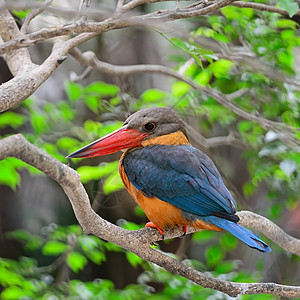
<box><xmin>123</xmin><ymin>144</ymin><xmax>271</xmax><ymax>253</ymax></box>
<box><xmin>123</xmin><ymin>144</ymin><xmax>237</xmax><ymax>220</ymax></box>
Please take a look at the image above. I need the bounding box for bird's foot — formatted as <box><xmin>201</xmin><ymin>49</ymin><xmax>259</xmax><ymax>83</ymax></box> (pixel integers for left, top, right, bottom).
<box><xmin>145</xmin><ymin>222</ymin><xmax>164</xmax><ymax>239</ymax></box>
<box><xmin>150</xmin><ymin>242</ymin><xmax>159</xmax><ymax>246</ymax></box>
<box><xmin>180</xmin><ymin>225</ymin><xmax>187</xmax><ymax>238</ymax></box>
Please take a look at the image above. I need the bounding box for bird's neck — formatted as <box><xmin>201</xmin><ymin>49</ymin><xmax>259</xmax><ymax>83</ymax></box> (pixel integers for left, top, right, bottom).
<box><xmin>141</xmin><ymin>130</ymin><xmax>189</xmax><ymax>147</ymax></box>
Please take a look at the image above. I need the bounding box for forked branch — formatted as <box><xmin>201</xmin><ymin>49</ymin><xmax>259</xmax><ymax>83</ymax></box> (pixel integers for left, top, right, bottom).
<box><xmin>0</xmin><ymin>134</ymin><xmax>299</xmax><ymax>298</ymax></box>
<box><xmin>70</xmin><ymin>49</ymin><xmax>299</xmax><ymax>147</ymax></box>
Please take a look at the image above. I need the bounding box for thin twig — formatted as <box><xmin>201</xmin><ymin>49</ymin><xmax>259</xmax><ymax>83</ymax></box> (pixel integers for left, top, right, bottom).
<box><xmin>69</xmin><ymin>49</ymin><xmax>299</xmax><ymax>146</ymax></box>
<box><xmin>20</xmin><ymin>0</ymin><xmax>54</xmax><ymax>34</ymax></box>
<box><xmin>0</xmin><ymin>33</ymin><xmax>98</xmax><ymax>112</ymax></box>
<box><xmin>0</xmin><ymin>2</ymin><xmax>109</xmax><ymax>21</ymax></box>
<box><xmin>233</xmin><ymin>1</ymin><xmax>300</xmax><ymax>16</ymax></box>
<box><xmin>70</xmin><ymin>66</ymin><xmax>93</xmax><ymax>82</ymax></box>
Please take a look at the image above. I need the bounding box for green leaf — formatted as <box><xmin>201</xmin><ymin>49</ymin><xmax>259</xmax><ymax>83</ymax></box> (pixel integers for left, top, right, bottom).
<box><xmin>42</xmin><ymin>241</ymin><xmax>68</xmax><ymax>256</ymax></box>
<box><xmin>120</xmin><ymin>220</ymin><xmax>143</xmax><ymax>231</ymax></box>
<box><xmin>78</xmin><ymin>236</ymin><xmax>98</xmax><ymax>250</ymax></box>
<box><xmin>12</xmin><ymin>9</ymin><xmax>31</xmax><ymax>19</ymax></box>
<box><xmin>56</xmin><ymin>137</ymin><xmax>79</xmax><ymax>151</ymax></box>
<box><xmin>295</xmin><ymin>131</ymin><xmax>300</xmax><ymax>140</ymax></box>
<box><xmin>86</xmin><ymin>251</ymin><xmax>106</xmax><ymax>265</ymax></box>
<box><xmin>194</xmin><ymin>70</ymin><xmax>212</xmax><ymax>86</ymax></box>
<box><xmin>76</xmin><ymin>161</ymin><xmax>119</xmax><ymax>184</ymax></box>
<box><xmin>140</xmin><ymin>89</ymin><xmax>167</xmax><ymax>102</ymax></box>
<box><xmin>84</xmin><ymin>82</ymin><xmax>119</xmax><ymax>97</ymax></box>
<box><xmin>243</xmin><ymin>182</ymin><xmax>256</xmax><ymax>196</ymax></box>
<box><xmin>1</xmin><ymin>286</ymin><xmax>34</xmax><ymax>300</ymax></box>
<box><xmin>110</xmin><ymin>97</ymin><xmax>122</xmax><ymax>106</ymax></box>
<box><xmin>208</xmin><ymin>59</ymin><xmax>233</xmax><ymax>78</ymax></box>
<box><xmin>103</xmin><ymin>171</ymin><xmax>124</xmax><ymax>194</ymax></box>
<box><xmin>237</xmin><ymin>120</ymin><xmax>253</xmax><ymax>133</ymax></box>
<box><xmin>65</xmin><ymin>81</ymin><xmax>82</xmax><ymax>102</ymax></box>
<box><xmin>67</xmin><ymin>251</ymin><xmax>88</xmax><ymax>273</ymax></box>
<box><xmin>172</xmin><ymin>81</ymin><xmax>191</xmax><ymax>97</ymax></box>
<box><xmin>277</xmin><ymin>50</ymin><xmax>293</xmax><ymax>68</ymax></box>
<box><xmin>192</xmin><ymin>230</ymin><xmax>216</xmax><ymax>242</ymax></box>
<box><xmin>269</xmin><ymin>203</ymin><xmax>283</xmax><ymax>220</ymax></box>
<box><xmin>205</xmin><ymin>245</ymin><xmax>224</xmax><ymax>266</ymax></box>
<box><xmin>125</xmin><ymin>252</ymin><xmax>143</xmax><ymax>267</ymax></box>
<box><xmin>30</xmin><ymin>112</ymin><xmax>48</xmax><ymax>134</ymax></box>
<box><xmin>6</xmin><ymin>229</ymin><xmax>43</xmax><ymax>251</ymax></box>
<box><xmin>0</xmin><ymin>269</ymin><xmax>24</xmax><ymax>287</ymax></box>
<box><xmin>277</xmin><ymin>0</ymin><xmax>299</xmax><ymax>17</ymax></box>
<box><xmin>221</xmin><ymin>6</ymin><xmax>254</xmax><ymax>20</ymax></box>
<box><xmin>170</xmin><ymin>37</ymin><xmax>195</xmax><ymax>53</ymax></box>
<box><xmin>83</xmin><ymin>119</ymin><xmax>102</xmax><ymax>133</ymax></box>
<box><xmin>0</xmin><ymin>112</ymin><xmax>26</xmax><ymax>129</ymax></box>
<box><xmin>84</xmin><ymin>96</ymin><xmax>99</xmax><ymax>113</ymax></box>
<box><xmin>276</xmin><ymin>19</ymin><xmax>298</xmax><ymax>29</ymax></box>
<box><xmin>59</xmin><ymin>102</ymin><xmax>75</xmax><ymax>121</ymax></box>
<box><xmin>105</xmin><ymin>242</ymin><xmax>123</xmax><ymax>252</ymax></box>
<box><xmin>43</xmin><ymin>143</ymin><xmax>66</xmax><ymax>162</ymax></box>
<box><xmin>215</xmin><ymin>261</ymin><xmax>235</xmax><ymax>274</ymax></box>
<box><xmin>213</xmin><ymin>33</ymin><xmax>230</xmax><ymax>43</ymax></box>
<box><xmin>220</xmin><ymin>233</ymin><xmax>237</xmax><ymax>250</ymax></box>
<box><xmin>133</xmin><ymin>206</ymin><xmax>145</xmax><ymax>217</ymax></box>
<box><xmin>0</xmin><ymin>159</ymin><xmax>21</xmax><ymax>190</ymax></box>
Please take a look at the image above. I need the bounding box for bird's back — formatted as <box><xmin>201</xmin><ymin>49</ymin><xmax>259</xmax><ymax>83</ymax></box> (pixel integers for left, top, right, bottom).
<box><xmin>119</xmin><ymin>130</ymin><xmax>238</xmax><ymax>230</ymax></box>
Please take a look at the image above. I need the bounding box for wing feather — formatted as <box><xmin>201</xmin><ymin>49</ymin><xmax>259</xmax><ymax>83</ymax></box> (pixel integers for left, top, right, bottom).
<box><xmin>123</xmin><ymin>144</ymin><xmax>237</xmax><ymax>219</ymax></box>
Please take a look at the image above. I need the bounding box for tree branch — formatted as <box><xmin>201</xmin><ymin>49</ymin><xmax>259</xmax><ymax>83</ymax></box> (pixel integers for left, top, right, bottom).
<box><xmin>185</xmin><ymin>124</ymin><xmax>246</xmax><ymax>149</ymax></box>
<box><xmin>0</xmin><ymin>18</ymin><xmax>132</xmax><ymax>57</ymax></box>
<box><xmin>70</xmin><ymin>49</ymin><xmax>299</xmax><ymax>146</ymax></box>
<box><xmin>0</xmin><ymin>0</ymin><xmax>236</xmax><ymax>57</ymax></box>
<box><xmin>1</xmin><ymin>0</ymin><xmax>299</xmax><ymax>114</ymax></box>
<box><xmin>20</xmin><ymin>0</ymin><xmax>54</xmax><ymax>34</ymax></box>
<box><xmin>0</xmin><ymin>1</ymin><xmax>109</xmax><ymax>21</ymax></box>
<box><xmin>237</xmin><ymin>211</ymin><xmax>300</xmax><ymax>256</ymax></box>
<box><xmin>233</xmin><ymin>1</ymin><xmax>300</xmax><ymax>16</ymax></box>
<box><xmin>0</xmin><ymin>0</ymin><xmax>34</xmax><ymax>76</ymax></box>
<box><xmin>0</xmin><ymin>33</ymin><xmax>97</xmax><ymax>112</ymax></box>
<box><xmin>0</xmin><ymin>134</ymin><xmax>299</xmax><ymax>298</ymax></box>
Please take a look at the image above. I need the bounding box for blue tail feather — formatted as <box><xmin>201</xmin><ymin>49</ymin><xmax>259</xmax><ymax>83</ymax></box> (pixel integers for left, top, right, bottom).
<box><xmin>202</xmin><ymin>216</ymin><xmax>271</xmax><ymax>253</ymax></box>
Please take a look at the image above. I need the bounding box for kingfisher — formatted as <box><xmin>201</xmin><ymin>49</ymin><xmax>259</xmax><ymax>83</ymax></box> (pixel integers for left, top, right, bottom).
<box><xmin>67</xmin><ymin>107</ymin><xmax>271</xmax><ymax>253</ymax></box>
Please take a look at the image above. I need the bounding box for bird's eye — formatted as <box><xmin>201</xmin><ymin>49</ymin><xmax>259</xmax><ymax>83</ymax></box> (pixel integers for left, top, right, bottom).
<box><xmin>144</xmin><ymin>122</ymin><xmax>156</xmax><ymax>132</ymax></box>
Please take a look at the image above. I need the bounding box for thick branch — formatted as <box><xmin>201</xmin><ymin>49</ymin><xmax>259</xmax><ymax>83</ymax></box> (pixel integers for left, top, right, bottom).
<box><xmin>237</xmin><ymin>211</ymin><xmax>300</xmax><ymax>256</ymax></box>
<box><xmin>233</xmin><ymin>1</ymin><xmax>300</xmax><ymax>16</ymax></box>
<box><xmin>0</xmin><ymin>33</ymin><xmax>97</xmax><ymax>112</ymax></box>
<box><xmin>0</xmin><ymin>0</ymin><xmax>34</xmax><ymax>76</ymax></box>
<box><xmin>0</xmin><ymin>134</ymin><xmax>300</xmax><ymax>298</ymax></box>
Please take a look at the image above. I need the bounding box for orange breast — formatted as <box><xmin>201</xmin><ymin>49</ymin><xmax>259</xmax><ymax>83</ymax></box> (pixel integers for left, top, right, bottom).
<box><xmin>118</xmin><ymin>132</ymin><xmax>223</xmax><ymax>232</ymax></box>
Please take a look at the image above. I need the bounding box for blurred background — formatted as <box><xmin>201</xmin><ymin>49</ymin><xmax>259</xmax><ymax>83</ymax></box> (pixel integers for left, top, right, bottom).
<box><xmin>0</xmin><ymin>0</ymin><xmax>300</xmax><ymax>299</ymax></box>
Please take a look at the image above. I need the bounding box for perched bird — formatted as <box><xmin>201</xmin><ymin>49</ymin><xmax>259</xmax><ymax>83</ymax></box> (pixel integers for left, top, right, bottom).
<box><xmin>67</xmin><ymin>107</ymin><xmax>271</xmax><ymax>253</ymax></box>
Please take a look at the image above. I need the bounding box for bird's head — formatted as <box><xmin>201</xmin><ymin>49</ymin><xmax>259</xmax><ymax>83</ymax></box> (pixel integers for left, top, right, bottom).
<box><xmin>67</xmin><ymin>107</ymin><xmax>187</xmax><ymax>158</ymax></box>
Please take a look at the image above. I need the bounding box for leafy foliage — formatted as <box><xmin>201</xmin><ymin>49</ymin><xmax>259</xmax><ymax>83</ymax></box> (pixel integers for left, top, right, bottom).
<box><xmin>1</xmin><ymin>3</ymin><xmax>300</xmax><ymax>299</ymax></box>
<box><xmin>0</xmin><ymin>223</ymin><xmax>269</xmax><ymax>299</ymax></box>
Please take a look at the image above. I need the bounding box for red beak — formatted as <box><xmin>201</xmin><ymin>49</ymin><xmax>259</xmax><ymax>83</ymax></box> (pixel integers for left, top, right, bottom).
<box><xmin>67</xmin><ymin>125</ymin><xmax>150</xmax><ymax>158</ymax></box>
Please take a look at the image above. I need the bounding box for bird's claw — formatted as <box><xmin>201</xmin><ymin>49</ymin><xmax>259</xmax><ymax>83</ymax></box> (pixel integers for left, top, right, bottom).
<box><xmin>150</xmin><ymin>242</ymin><xmax>159</xmax><ymax>246</ymax></box>
<box><xmin>179</xmin><ymin>225</ymin><xmax>187</xmax><ymax>238</ymax></box>
<box><xmin>145</xmin><ymin>221</ymin><xmax>164</xmax><ymax>239</ymax></box>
